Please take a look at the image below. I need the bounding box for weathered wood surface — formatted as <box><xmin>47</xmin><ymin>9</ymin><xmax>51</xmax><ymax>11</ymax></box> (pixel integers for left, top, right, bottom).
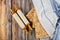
<box><xmin>6</xmin><ymin>0</ymin><xmax>12</xmax><ymax>40</ymax></box>
<box><xmin>0</xmin><ymin>0</ymin><xmax>7</xmax><ymax>40</ymax></box>
<box><xmin>0</xmin><ymin>0</ymin><xmax>50</xmax><ymax>40</ymax></box>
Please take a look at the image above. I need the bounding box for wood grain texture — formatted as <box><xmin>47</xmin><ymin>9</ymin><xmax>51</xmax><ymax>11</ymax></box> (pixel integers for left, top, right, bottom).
<box><xmin>0</xmin><ymin>1</ymin><xmax>2</xmax><ymax>40</ymax></box>
<box><xmin>0</xmin><ymin>0</ymin><xmax>7</xmax><ymax>40</ymax></box>
<box><xmin>6</xmin><ymin>0</ymin><xmax>12</xmax><ymax>40</ymax></box>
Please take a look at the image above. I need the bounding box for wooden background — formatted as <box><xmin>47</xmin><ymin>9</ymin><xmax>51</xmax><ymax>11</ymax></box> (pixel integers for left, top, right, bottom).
<box><xmin>0</xmin><ymin>0</ymin><xmax>50</xmax><ymax>40</ymax></box>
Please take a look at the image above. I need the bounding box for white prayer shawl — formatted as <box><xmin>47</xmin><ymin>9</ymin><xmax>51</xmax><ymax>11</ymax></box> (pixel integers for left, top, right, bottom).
<box><xmin>55</xmin><ymin>0</ymin><xmax>60</xmax><ymax>5</ymax></box>
<box><xmin>32</xmin><ymin>0</ymin><xmax>58</xmax><ymax>38</ymax></box>
<box><xmin>41</xmin><ymin>0</ymin><xmax>58</xmax><ymax>28</ymax></box>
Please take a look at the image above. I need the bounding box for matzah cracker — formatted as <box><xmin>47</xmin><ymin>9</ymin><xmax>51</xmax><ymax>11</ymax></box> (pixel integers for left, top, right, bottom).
<box><xmin>26</xmin><ymin>8</ymin><xmax>49</xmax><ymax>38</ymax></box>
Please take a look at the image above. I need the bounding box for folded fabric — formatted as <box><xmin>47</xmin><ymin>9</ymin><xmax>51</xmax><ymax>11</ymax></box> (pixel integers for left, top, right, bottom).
<box><xmin>41</xmin><ymin>0</ymin><xmax>58</xmax><ymax>28</ymax></box>
<box><xmin>55</xmin><ymin>0</ymin><xmax>60</xmax><ymax>5</ymax></box>
<box><xmin>52</xmin><ymin>0</ymin><xmax>60</xmax><ymax>17</ymax></box>
<box><xmin>50</xmin><ymin>0</ymin><xmax>60</xmax><ymax>40</ymax></box>
<box><xmin>26</xmin><ymin>8</ymin><xmax>49</xmax><ymax>38</ymax></box>
<box><xmin>32</xmin><ymin>0</ymin><xmax>58</xmax><ymax>38</ymax></box>
<box><xmin>52</xmin><ymin>18</ymin><xmax>60</xmax><ymax>40</ymax></box>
